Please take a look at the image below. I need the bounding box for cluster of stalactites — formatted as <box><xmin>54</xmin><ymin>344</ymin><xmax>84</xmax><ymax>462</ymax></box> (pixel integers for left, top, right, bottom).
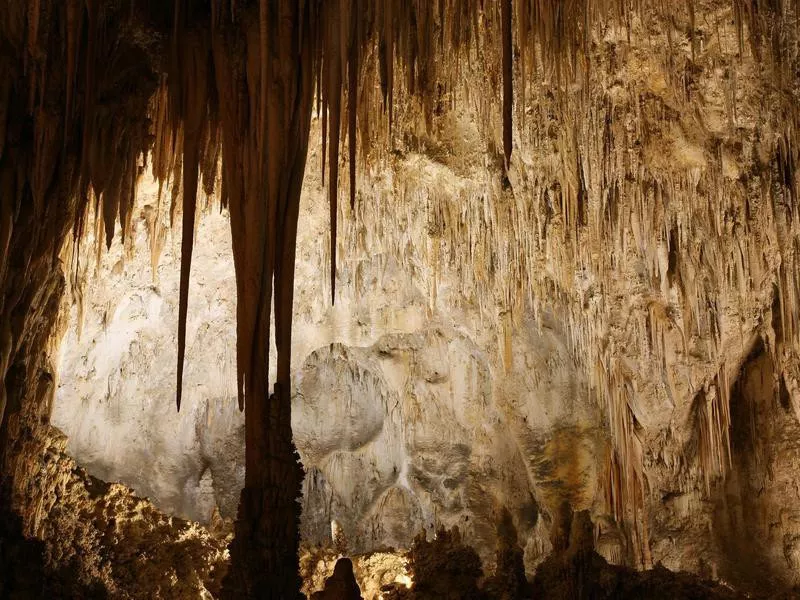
<box><xmin>152</xmin><ymin>0</ymin><xmax>646</xmax><ymax>411</ymax></box>
<box><xmin>7</xmin><ymin>0</ymin><xmax>799</xmax><ymax>519</ymax></box>
<box><xmin>331</xmin><ymin>0</ymin><xmax>798</xmax><ymax>568</ymax></box>
<box><xmin>312</xmin><ymin>0</ymin><xmax>683</xmax><ymax>305</ymax></box>
<box><xmin>1</xmin><ymin>0</ymin><xmax>160</xmax><ymax>259</ymax></box>
<box><xmin>0</xmin><ymin>0</ymin><xmax>701</xmax><ymax>411</ymax></box>
<box><xmin>315</xmin><ymin>0</ymin><xmax>503</xmax><ymax>305</ymax></box>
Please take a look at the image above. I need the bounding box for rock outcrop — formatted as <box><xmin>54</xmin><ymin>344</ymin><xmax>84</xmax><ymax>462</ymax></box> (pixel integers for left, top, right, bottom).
<box><xmin>0</xmin><ymin>425</ymin><xmax>229</xmax><ymax>599</ymax></box>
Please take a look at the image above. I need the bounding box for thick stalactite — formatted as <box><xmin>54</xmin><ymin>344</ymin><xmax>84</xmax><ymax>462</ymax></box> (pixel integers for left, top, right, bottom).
<box><xmin>203</xmin><ymin>2</ymin><xmax>318</xmax><ymax>596</ymax></box>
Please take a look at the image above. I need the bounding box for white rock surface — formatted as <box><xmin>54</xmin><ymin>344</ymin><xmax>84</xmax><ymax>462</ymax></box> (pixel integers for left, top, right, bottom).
<box><xmin>54</xmin><ymin>193</ymin><xmax>243</xmax><ymax>521</ymax></box>
<box><xmin>53</xmin><ymin>151</ymin><xmax>601</xmax><ymax>575</ymax></box>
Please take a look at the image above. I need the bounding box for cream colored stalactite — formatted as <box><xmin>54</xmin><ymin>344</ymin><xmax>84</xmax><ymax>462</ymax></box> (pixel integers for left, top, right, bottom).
<box><xmin>339</xmin><ymin>4</ymin><xmax>799</xmax><ymax>564</ymax></box>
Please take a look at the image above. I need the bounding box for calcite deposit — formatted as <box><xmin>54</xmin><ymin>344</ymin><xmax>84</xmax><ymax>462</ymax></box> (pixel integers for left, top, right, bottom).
<box><xmin>2</xmin><ymin>0</ymin><xmax>800</xmax><ymax>597</ymax></box>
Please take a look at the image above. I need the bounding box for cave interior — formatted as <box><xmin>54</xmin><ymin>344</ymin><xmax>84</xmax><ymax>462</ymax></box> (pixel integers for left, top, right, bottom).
<box><xmin>1</xmin><ymin>0</ymin><xmax>800</xmax><ymax>598</ymax></box>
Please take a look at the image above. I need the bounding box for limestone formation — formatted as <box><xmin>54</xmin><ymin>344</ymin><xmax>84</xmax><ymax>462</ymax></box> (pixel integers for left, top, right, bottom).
<box><xmin>1</xmin><ymin>0</ymin><xmax>800</xmax><ymax>598</ymax></box>
<box><xmin>310</xmin><ymin>558</ymin><xmax>363</xmax><ymax>600</ymax></box>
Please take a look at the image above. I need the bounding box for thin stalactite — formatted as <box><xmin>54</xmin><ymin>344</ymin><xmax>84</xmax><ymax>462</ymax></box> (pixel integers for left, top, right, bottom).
<box><xmin>502</xmin><ymin>0</ymin><xmax>514</xmax><ymax>169</ymax></box>
<box><xmin>176</xmin><ymin>31</ymin><xmax>209</xmax><ymax>412</ymax></box>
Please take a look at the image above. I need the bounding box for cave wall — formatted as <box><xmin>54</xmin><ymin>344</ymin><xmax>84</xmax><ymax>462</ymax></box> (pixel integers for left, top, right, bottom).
<box><xmin>51</xmin><ymin>0</ymin><xmax>800</xmax><ymax>591</ymax></box>
<box><xmin>54</xmin><ymin>152</ymin><xmax>604</xmax><ymax>576</ymax></box>
<box><xmin>0</xmin><ymin>0</ymin><xmax>158</xmax><ymax>542</ymax></box>
<box><xmin>2</xmin><ymin>0</ymin><xmax>800</xmax><ymax>595</ymax></box>
<box><xmin>711</xmin><ymin>341</ymin><xmax>800</xmax><ymax>588</ymax></box>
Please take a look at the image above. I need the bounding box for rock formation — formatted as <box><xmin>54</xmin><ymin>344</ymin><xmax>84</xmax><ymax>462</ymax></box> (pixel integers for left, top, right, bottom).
<box><xmin>310</xmin><ymin>558</ymin><xmax>363</xmax><ymax>600</ymax></box>
<box><xmin>0</xmin><ymin>425</ymin><xmax>229</xmax><ymax>599</ymax></box>
<box><xmin>1</xmin><ymin>0</ymin><xmax>800</xmax><ymax>598</ymax></box>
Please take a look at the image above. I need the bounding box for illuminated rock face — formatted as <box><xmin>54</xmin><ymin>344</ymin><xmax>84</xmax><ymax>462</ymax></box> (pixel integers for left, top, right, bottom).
<box><xmin>53</xmin><ymin>170</ymin><xmax>602</xmax><ymax>575</ymax></box>
<box><xmin>53</xmin><ymin>187</ymin><xmax>244</xmax><ymax>524</ymax></box>
<box><xmin>51</xmin><ymin>1</ymin><xmax>800</xmax><ymax>588</ymax></box>
<box><xmin>24</xmin><ymin>0</ymin><xmax>800</xmax><ymax>594</ymax></box>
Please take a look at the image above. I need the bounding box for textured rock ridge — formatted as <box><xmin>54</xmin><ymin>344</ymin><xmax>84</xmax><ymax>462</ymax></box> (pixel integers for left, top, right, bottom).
<box><xmin>1</xmin><ymin>424</ymin><xmax>229</xmax><ymax>599</ymax></box>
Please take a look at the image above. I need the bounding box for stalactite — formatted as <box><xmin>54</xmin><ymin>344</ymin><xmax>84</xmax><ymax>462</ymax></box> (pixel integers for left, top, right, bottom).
<box><xmin>501</xmin><ymin>310</ymin><xmax>514</xmax><ymax>373</ymax></box>
<box><xmin>2</xmin><ymin>0</ymin><xmax>800</xmax><ymax>596</ymax></box>
<box><xmin>64</xmin><ymin>0</ymin><xmax>80</xmax><ymax>129</ymax></box>
<box><xmin>695</xmin><ymin>369</ymin><xmax>734</xmax><ymax>495</ymax></box>
<box><xmin>380</xmin><ymin>1</ymin><xmax>395</xmax><ymax>134</ymax></box>
<box><xmin>502</xmin><ymin>0</ymin><xmax>514</xmax><ymax>169</ymax></box>
<box><xmin>348</xmin><ymin>0</ymin><xmax>360</xmax><ymax>213</ymax></box>
<box><xmin>176</xmin><ymin>32</ymin><xmax>209</xmax><ymax>412</ymax></box>
<box><xmin>325</xmin><ymin>2</ymin><xmax>343</xmax><ymax>306</ymax></box>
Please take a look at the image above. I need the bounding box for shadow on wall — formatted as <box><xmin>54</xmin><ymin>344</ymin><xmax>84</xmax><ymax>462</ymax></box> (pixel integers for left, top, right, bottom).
<box><xmin>713</xmin><ymin>339</ymin><xmax>800</xmax><ymax>591</ymax></box>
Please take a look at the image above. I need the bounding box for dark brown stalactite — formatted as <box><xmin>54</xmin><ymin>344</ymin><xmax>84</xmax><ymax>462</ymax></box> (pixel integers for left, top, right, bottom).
<box><xmin>348</xmin><ymin>0</ymin><xmax>359</xmax><ymax>213</ymax></box>
<box><xmin>380</xmin><ymin>1</ymin><xmax>394</xmax><ymax>133</ymax></box>
<box><xmin>322</xmin><ymin>94</ymin><xmax>328</xmax><ymax>186</ymax></box>
<box><xmin>176</xmin><ymin>31</ymin><xmax>209</xmax><ymax>412</ymax></box>
<box><xmin>208</xmin><ymin>22</ymin><xmax>247</xmax><ymax>412</ymax></box>
<box><xmin>102</xmin><ymin>165</ymin><xmax>121</xmax><ymax>249</ymax></box>
<box><xmin>64</xmin><ymin>0</ymin><xmax>80</xmax><ymax>130</ymax></box>
<box><xmin>502</xmin><ymin>0</ymin><xmax>514</xmax><ymax>168</ymax></box>
<box><xmin>118</xmin><ymin>152</ymin><xmax>136</xmax><ymax>244</ymax></box>
<box><xmin>79</xmin><ymin>0</ymin><xmax>98</xmax><ymax>198</ymax></box>
<box><xmin>212</xmin><ymin>1</ymin><xmax>316</xmax><ymax>596</ymax></box>
<box><xmin>274</xmin><ymin>10</ymin><xmax>317</xmax><ymax>393</ymax></box>
<box><xmin>326</xmin><ymin>2</ymin><xmax>343</xmax><ymax>306</ymax></box>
